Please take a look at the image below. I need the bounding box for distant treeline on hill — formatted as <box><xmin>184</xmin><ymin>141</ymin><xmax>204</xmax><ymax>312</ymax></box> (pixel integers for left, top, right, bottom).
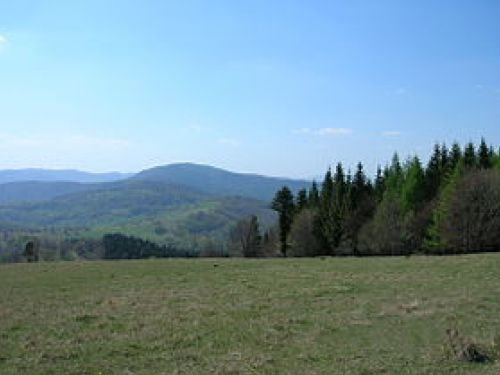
<box><xmin>267</xmin><ymin>138</ymin><xmax>500</xmax><ymax>257</ymax></box>
<box><xmin>103</xmin><ymin>233</ymin><xmax>196</xmax><ymax>259</ymax></box>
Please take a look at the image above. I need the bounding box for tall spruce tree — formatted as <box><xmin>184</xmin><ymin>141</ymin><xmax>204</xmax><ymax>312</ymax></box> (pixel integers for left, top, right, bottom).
<box><xmin>296</xmin><ymin>188</ymin><xmax>308</xmax><ymax>211</ymax></box>
<box><xmin>308</xmin><ymin>180</ymin><xmax>320</xmax><ymax>207</ymax></box>
<box><xmin>401</xmin><ymin>156</ymin><xmax>425</xmax><ymax>213</ymax></box>
<box><xmin>271</xmin><ymin>186</ymin><xmax>295</xmax><ymax>257</ymax></box>
<box><xmin>478</xmin><ymin>138</ymin><xmax>492</xmax><ymax>169</ymax></box>
<box><xmin>463</xmin><ymin>142</ymin><xmax>477</xmax><ymax>168</ymax></box>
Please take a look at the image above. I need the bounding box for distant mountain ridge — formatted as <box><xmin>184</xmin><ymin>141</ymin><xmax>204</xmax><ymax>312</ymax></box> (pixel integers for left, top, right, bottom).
<box><xmin>0</xmin><ymin>163</ymin><xmax>311</xmax><ymax>204</ymax></box>
<box><xmin>0</xmin><ymin>168</ymin><xmax>133</xmax><ymax>184</ymax></box>
<box><xmin>133</xmin><ymin>163</ymin><xmax>310</xmax><ymax>201</ymax></box>
<box><xmin>0</xmin><ymin>163</ymin><xmax>306</xmax><ymax>248</ymax></box>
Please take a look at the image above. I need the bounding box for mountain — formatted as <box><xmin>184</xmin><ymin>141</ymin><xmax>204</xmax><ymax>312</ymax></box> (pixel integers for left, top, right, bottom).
<box><xmin>0</xmin><ymin>181</ymin><xmax>100</xmax><ymax>204</ymax></box>
<box><xmin>0</xmin><ymin>180</ymin><xmax>206</xmax><ymax>227</ymax></box>
<box><xmin>133</xmin><ymin>163</ymin><xmax>311</xmax><ymax>201</ymax></box>
<box><xmin>0</xmin><ymin>168</ymin><xmax>132</xmax><ymax>184</ymax></box>
<box><xmin>0</xmin><ymin>164</ymin><xmax>307</xmax><ymax>248</ymax></box>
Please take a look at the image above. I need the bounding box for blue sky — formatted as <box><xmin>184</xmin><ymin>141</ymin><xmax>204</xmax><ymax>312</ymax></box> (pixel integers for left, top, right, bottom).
<box><xmin>0</xmin><ymin>1</ymin><xmax>499</xmax><ymax>178</ymax></box>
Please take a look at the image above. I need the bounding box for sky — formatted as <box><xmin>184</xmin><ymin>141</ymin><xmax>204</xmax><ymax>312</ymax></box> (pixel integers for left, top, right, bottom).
<box><xmin>0</xmin><ymin>0</ymin><xmax>499</xmax><ymax>178</ymax></box>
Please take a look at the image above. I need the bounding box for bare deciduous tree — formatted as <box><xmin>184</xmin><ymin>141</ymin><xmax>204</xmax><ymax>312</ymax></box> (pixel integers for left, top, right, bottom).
<box><xmin>442</xmin><ymin>169</ymin><xmax>500</xmax><ymax>252</ymax></box>
<box><xmin>229</xmin><ymin>215</ymin><xmax>261</xmax><ymax>257</ymax></box>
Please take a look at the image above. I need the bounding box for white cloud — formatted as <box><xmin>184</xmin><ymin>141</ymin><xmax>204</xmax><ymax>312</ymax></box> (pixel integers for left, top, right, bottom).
<box><xmin>217</xmin><ymin>138</ymin><xmax>240</xmax><ymax>147</ymax></box>
<box><xmin>0</xmin><ymin>34</ymin><xmax>7</xmax><ymax>44</ymax></box>
<box><xmin>395</xmin><ymin>88</ymin><xmax>407</xmax><ymax>95</ymax></box>
<box><xmin>292</xmin><ymin>127</ymin><xmax>311</xmax><ymax>134</ymax></box>
<box><xmin>382</xmin><ymin>131</ymin><xmax>401</xmax><ymax>137</ymax></box>
<box><xmin>316</xmin><ymin>127</ymin><xmax>352</xmax><ymax>136</ymax></box>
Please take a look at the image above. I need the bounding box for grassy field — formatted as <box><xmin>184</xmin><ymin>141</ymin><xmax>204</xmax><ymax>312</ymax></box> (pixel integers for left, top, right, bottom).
<box><xmin>1</xmin><ymin>255</ymin><xmax>499</xmax><ymax>374</ymax></box>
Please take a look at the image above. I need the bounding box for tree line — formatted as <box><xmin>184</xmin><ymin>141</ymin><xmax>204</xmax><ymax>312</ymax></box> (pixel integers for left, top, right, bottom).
<box><xmin>102</xmin><ymin>233</ymin><xmax>196</xmax><ymax>259</ymax></box>
<box><xmin>264</xmin><ymin>138</ymin><xmax>500</xmax><ymax>257</ymax></box>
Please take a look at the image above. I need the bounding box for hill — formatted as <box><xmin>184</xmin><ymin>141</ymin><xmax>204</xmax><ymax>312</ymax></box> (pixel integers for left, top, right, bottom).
<box><xmin>0</xmin><ymin>180</ymin><xmax>207</xmax><ymax>227</ymax></box>
<box><xmin>133</xmin><ymin>163</ymin><xmax>311</xmax><ymax>201</ymax></box>
<box><xmin>0</xmin><ymin>163</ymin><xmax>310</xmax><ymax>205</ymax></box>
<box><xmin>0</xmin><ymin>181</ymin><xmax>100</xmax><ymax>204</ymax></box>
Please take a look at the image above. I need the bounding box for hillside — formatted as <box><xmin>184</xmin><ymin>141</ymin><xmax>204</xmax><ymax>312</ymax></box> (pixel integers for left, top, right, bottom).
<box><xmin>133</xmin><ymin>163</ymin><xmax>311</xmax><ymax>201</ymax></box>
<box><xmin>0</xmin><ymin>180</ymin><xmax>207</xmax><ymax>227</ymax></box>
<box><xmin>0</xmin><ymin>181</ymin><xmax>100</xmax><ymax>204</ymax></box>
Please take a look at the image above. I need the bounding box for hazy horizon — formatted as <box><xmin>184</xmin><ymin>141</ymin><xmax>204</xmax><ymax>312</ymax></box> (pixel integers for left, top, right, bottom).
<box><xmin>1</xmin><ymin>1</ymin><xmax>499</xmax><ymax>178</ymax></box>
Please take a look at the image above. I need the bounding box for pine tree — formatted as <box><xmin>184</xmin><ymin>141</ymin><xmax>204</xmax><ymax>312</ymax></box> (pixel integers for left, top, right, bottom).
<box><xmin>271</xmin><ymin>186</ymin><xmax>295</xmax><ymax>257</ymax></box>
<box><xmin>375</xmin><ymin>165</ymin><xmax>384</xmax><ymax>201</ymax></box>
<box><xmin>308</xmin><ymin>180</ymin><xmax>320</xmax><ymax>207</ymax></box>
<box><xmin>449</xmin><ymin>142</ymin><xmax>462</xmax><ymax>171</ymax></box>
<box><xmin>296</xmin><ymin>188</ymin><xmax>308</xmax><ymax>211</ymax></box>
<box><xmin>401</xmin><ymin>156</ymin><xmax>425</xmax><ymax>213</ymax></box>
<box><xmin>424</xmin><ymin>143</ymin><xmax>442</xmax><ymax>199</ymax></box>
<box><xmin>331</xmin><ymin>163</ymin><xmax>349</xmax><ymax>251</ymax></box>
<box><xmin>478</xmin><ymin>137</ymin><xmax>492</xmax><ymax>169</ymax></box>
<box><xmin>463</xmin><ymin>142</ymin><xmax>477</xmax><ymax>168</ymax></box>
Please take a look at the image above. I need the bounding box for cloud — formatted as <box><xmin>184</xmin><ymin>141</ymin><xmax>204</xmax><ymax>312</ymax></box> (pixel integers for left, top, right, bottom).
<box><xmin>382</xmin><ymin>131</ymin><xmax>401</xmax><ymax>137</ymax></box>
<box><xmin>395</xmin><ymin>88</ymin><xmax>407</xmax><ymax>95</ymax></box>
<box><xmin>217</xmin><ymin>138</ymin><xmax>240</xmax><ymax>147</ymax></box>
<box><xmin>292</xmin><ymin>128</ymin><xmax>311</xmax><ymax>134</ymax></box>
<box><xmin>0</xmin><ymin>34</ymin><xmax>7</xmax><ymax>44</ymax></box>
<box><xmin>316</xmin><ymin>127</ymin><xmax>352</xmax><ymax>136</ymax></box>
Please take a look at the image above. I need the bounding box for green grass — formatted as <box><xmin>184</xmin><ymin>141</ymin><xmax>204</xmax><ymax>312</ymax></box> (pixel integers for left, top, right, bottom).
<box><xmin>1</xmin><ymin>255</ymin><xmax>499</xmax><ymax>374</ymax></box>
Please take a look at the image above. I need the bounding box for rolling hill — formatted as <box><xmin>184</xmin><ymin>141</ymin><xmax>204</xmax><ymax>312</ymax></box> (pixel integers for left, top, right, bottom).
<box><xmin>0</xmin><ymin>164</ymin><xmax>307</xmax><ymax>250</ymax></box>
<box><xmin>0</xmin><ymin>163</ymin><xmax>310</xmax><ymax>205</ymax></box>
<box><xmin>132</xmin><ymin>163</ymin><xmax>310</xmax><ymax>201</ymax></box>
<box><xmin>0</xmin><ymin>181</ymin><xmax>100</xmax><ymax>204</ymax></box>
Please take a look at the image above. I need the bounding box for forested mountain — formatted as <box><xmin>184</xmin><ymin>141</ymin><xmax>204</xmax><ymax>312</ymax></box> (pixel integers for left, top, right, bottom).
<box><xmin>0</xmin><ymin>181</ymin><xmax>100</xmax><ymax>204</ymax></box>
<box><xmin>0</xmin><ymin>168</ymin><xmax>132</xmax><ymax>184</ymax></box>
<box><xmin>133</xmin><ymin>163</ymin><xmax>310</xmax><ymax>201</ymax></box>
<box><xmin>0</xmin><ymin>163</ymin><xmax>309</xmax><ymax>205</ymax></box>
<box><xmin>0</xmin><ymin>181</ymin><xmax>207</xmax><ymax>227</ymax></box>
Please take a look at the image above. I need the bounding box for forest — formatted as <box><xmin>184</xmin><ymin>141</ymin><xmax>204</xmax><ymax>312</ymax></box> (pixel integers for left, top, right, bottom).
<box><xmin>263</xmin><ymin>138</ymin><xmax>500</xmax><ymax>257</ymax></box>
<box><xmin>103</xmin><ymin>138</ymin><xmax>500</xmax><ymax>259</ymax></box>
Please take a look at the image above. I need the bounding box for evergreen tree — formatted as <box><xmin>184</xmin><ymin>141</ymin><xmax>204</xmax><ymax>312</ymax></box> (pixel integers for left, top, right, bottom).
<box><xmin>401</xmin><ymin>156</ymin><xmax>425</xmax><ymax>213</ymax></box>
<box><xmin>314</xmin><ymin>168</ymin><xmax>335</xmax><ymax>255</ymax></box>
<box><xmin>375</xmin><ymin>165</ymin><xmax>384</xmax><ymax>201</ymax></box>
<box><xmin>478</xmin><ymin>137</ymin><xmax>492</xmax><ymax>169</ymax></box>
<box><xmin>271</xmin><ymin>186</ymin><xmax>295</xmax><ymax>257</ymax></box>
<box><xmin>463</xmin><ymin>142</ymin><xmax>477</xmax><ymax>168</ymax></box>
<box><xmin>330</xmin><ymin>163</ymin><xmax>349</xmax><ymax>251</ymax></box>
<box><xmin>308</xmin><ymin>181</ymin><xmax>320</xmax><ymax>207</ymax></box>
<box><xmin>296</xmin><ymin>188</ymin><xmax>308</xmax><ymax>211</ymax></box>
<box><xmin>424</xmin><ymin>143</ymin><xmax>442</xmax><ymax>199</ymax></box>
<box><xmin>449</xmin><ymin>142</ymin><xmax>462</xmax><ymax>171</ymax></box>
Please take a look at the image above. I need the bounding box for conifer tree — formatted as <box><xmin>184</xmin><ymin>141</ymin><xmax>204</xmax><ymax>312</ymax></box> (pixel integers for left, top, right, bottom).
<box><xmin>463</xmin><ymin>142</ymin><xmax>477</xmax><ymax>168</ymax></box>
<box><xmin>401</xmin><ymin>156</ymin><xmax>425</xmax><ymax>213</ymax></box>
<box><xmin>296</xmin><ymin>188</ymin><xmax>308</xmax><ymax>211</ymax></box>
<box><xmin>271</xmin><ymin>186</ymin><xmax>295</xmax><ymax>257</ymax></box>
<box><xmin>478</xmin><ymin>137</ymin><xmax>492</xmax><ymax>169</ymax></box>
<box><xmin>308</xmin><ymin>181</ymin><xmax>320</xmax><ymax>207</ymax></box>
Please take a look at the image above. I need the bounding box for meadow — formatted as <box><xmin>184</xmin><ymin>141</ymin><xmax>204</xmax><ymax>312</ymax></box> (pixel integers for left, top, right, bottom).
<box><xmin>0</xmin><ymin>255</ymin><xmax>499</xmax><ymax>374</ymax></box>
